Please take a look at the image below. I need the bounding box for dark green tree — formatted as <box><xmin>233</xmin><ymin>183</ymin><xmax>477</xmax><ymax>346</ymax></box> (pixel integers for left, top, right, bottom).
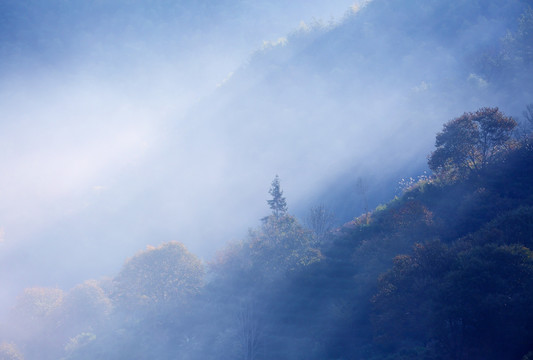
<box><xmin>267</xmin><ymin>175</ymin><xmax>288</xmax><ymax>218</ymax></box>
<box><xmin>372</xmin><ymin>242</ymin><xmax>533</xmax><ymax>360</ymax></box>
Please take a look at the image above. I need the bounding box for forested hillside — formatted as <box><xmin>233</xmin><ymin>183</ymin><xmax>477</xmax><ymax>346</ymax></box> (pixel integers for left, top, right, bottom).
<box><xmin>184</xmin><ymin>0</ymin><xmax>533</xmax><ymax>223</ymax></box>
<box><xmin>1</xmin><ymin>0</ymin><xmax>533</xmax><ymax>359</ymax></box>
<box><xmin>1</xmin><ymin>106</ymin><xmax>532</xmax><ymax>360</ymax></box>
<box><xmin>2</xmin><ymin>0</ymin><xmax>533</xmax><ymax>298</ymax></box>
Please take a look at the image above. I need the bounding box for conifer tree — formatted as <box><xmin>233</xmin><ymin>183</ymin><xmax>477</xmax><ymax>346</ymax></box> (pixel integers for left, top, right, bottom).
<box><xmin>267</xmin><ymin>175</ymin><xmax>287</xmax><ymax>218</ymax></box>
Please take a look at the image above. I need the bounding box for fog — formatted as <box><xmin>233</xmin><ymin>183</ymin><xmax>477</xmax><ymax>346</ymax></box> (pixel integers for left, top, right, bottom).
<box><xmin>0</xmin><ymin>0</ymin><xmax>358</xmax><ymax>312</ymax></box>
<box><xmin>1</xmin><ymin>0</ymin><xmax>532</xmax><ymax>333</ymax></box>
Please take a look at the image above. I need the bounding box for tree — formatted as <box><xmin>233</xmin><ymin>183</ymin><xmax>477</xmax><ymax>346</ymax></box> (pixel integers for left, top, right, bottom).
<box><xmin>437</xmin><ymin>245</ymin><xmax>533</xmax><ymax>360</ymax></box>
<box><xmin>112</xmin><ymin>241</ymin><xmax>204</xmax><ymax>315</ymax></box>
<box><xmin>252</xmin><ymin>214</ymin><xmax>320</xmax><ymax>274</ymax></box>
<box><xmin>8</xmin><ymin>287</ymin><xmax>65</xmax><ymax>360</ymax></box>
<box><xmin>59</xmin><ymin>280</ymin><xmax>113</xmax><ymax>337</ymax></box>
<box><xmin>305</xmin><ymin>204</ymin><xmax>335</xmax><ymax>243</ymax></box>
<box><xmin>428</xmin><ymin>107</ymin><xmax>516</xmax><ymax>177</ymax></box>
<box><xmin>372</xmin><ymin>243</ymin><xmax>533</xmax><ymax>360</ymax></box>
<box><xmin>267</xmin><ymin>175</ymin><xmax>287</xmax><ymax>218</ymax></box>
<box><xmin>372</xmin><ymin>242</ymin><xmax>452</xmax><ymax>350</ymax></box>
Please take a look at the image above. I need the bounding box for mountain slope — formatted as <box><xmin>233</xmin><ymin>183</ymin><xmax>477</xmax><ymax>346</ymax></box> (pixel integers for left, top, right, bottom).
<box><xmin>183</xmin><ymin>0</ymin><xmax>533</xmax><ymax>223</ymax></box>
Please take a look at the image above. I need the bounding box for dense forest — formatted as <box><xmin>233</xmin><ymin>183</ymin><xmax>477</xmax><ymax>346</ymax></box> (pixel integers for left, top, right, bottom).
<box><xmin>1</xmin><ymin>105</ymin><xmax>532</xmax><ymax>360</ymax></box>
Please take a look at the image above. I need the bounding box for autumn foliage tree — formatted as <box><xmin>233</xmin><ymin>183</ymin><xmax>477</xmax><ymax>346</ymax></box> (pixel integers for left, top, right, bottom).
<box><xmin>428</xmin><ymin>107</ymin><xmax>516</xmax><ymax>178</ymax></box>
<box><xmin>112</xmin><ymin>241</ymin><xmax>204</xmax><ymax>315</ymax></box>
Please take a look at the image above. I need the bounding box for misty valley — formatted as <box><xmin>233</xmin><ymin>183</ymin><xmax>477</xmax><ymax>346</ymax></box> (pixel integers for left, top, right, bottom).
<box><xmin>1</xmin><ymin>0</ymin><xmax>533</xmax><ymax>360</ymax></box>
<box><xmin>3</xmin><ymin>108</ymin><xmax>533</xmax><ymax>360</ymax></box>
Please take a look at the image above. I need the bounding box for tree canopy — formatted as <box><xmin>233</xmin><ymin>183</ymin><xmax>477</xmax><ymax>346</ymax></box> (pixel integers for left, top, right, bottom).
<box><xmin>428</xmin><ymin>107</ymin><xmax>517</xmax><ymax>177</ymax></box>
<box><xmin>112</xmin><ymin>241</ymin><xmax>204</xmax><ymax>314</ymax></box>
